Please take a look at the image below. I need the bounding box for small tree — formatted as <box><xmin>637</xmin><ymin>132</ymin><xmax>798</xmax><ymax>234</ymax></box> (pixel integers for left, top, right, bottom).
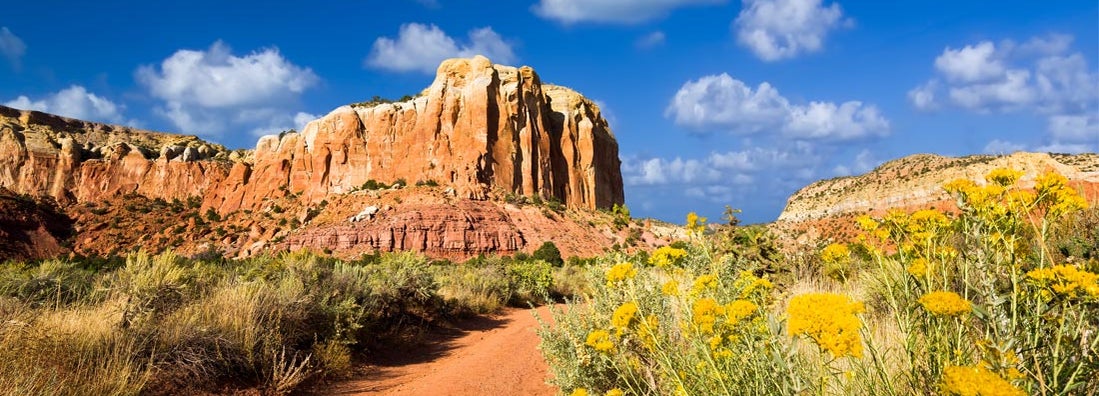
<box><xmin>533</xmin><ymin>241</ymin><xmax>564</xmax><ymax>267</ymax></box>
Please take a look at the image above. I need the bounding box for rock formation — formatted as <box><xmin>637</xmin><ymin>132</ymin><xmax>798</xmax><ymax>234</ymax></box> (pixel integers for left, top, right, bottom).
<box><xmin>778</xmin><ymin>152</ymin><xmax>1099</xmax><ymax>223</ymax></box>
<box><xmin>0</xmin><ymin>56</ymin><xmax>628</xmax><ymax>259</ymax></box>
<box><xmin>205</xmin><ymin>55</ymin><xmax>623</xmax><ymax>214</ymax></box>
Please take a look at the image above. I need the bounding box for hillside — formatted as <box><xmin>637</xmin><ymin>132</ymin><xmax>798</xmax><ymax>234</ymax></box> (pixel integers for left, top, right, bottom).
<box><xmin>0</xmin><ymin>56</ymin><xmax>653</xmax><ymax>261</ymax></box>
<box><xmin>774</xmin><ymin>151</ymin><xmax>1099</xmax><ymax>245</ymax></box>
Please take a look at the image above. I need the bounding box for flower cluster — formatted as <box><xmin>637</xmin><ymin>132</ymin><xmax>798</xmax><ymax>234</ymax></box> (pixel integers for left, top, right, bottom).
<box><xmin>686</xmin><ymin>212</ymin><xmax>707</xmax><ymax>235</ymax></box>
<box><xmin>787</xmin><ymin>292</ymin><xmax>865</xmax><ymax>358</ymax></box>
<box><xmin>940</xmin><ymin>365</ymin><xmax>1024</xmax><ymax>396</ymax></box>
<box><xmin>1026</xmin><ymin>264</ymin><xmax>1099</xmax><ymax>300</ymax></box>
<box><xmin>1035</xmin><ymin>171</ymin><xmax>1089</xmax><ymax>218</ymax></box>
<box><xmin>585</xmin><ymin>329</ymin><xmax>614</xmax><ymax>353</ymax></box>
<box><xmin>611</xmin><ymin>302</ymin><xmax>639</xmax><ymax>335</ymax></box>
<box><xmin>605</xmin><ymin>262</ymin><xmax>637</xmax><ymax>286</ymax></box>
<box><xmin>649</xmin><ymin>246</ymin><xmax>688</xmax><ymax>267</ymax></box>
<box><xmin>918</xmin><ymin>291</ymin><xmax>972</xmax><ymax>317</ymax></box>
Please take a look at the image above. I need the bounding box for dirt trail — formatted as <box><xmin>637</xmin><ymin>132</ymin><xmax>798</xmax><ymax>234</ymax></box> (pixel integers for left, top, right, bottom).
<box><xmin>323</xmin><ymin>306</ymin><xmax>558</xmax><ymax>396</ymax></box>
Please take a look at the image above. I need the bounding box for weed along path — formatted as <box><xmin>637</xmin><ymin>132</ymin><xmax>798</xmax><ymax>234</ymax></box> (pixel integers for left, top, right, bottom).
<box><xmin>323</xmin><ymin>305</ymin><xmax>558</xmax><ymax>396</ymax></box>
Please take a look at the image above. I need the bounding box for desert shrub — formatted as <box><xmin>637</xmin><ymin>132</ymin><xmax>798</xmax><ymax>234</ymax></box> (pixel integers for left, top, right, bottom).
<box><xmin>507</xmin><ymin>259</ymin><xmax>555</xmax><ymax>306</ymax></box>
<box><xmin>539</xmin><ymin>168</ymin><xmax>1097</xmax><ymax>396</ymax></box>
<box><xmin>533</xmin><ymin>241</ymin><xmax>565</xmax><ymax>267</ymax></box>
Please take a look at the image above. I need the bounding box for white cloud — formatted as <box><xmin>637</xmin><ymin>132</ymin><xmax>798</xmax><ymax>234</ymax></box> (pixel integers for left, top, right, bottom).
<box><xmin>532</xmin><ymin>0</ymin><xmax>724</xmax><ymax>24</ymax></box>
<box><xmin>1047</xmin><ymin>114</ymin><xmax>1099</xmax><ymax>143</ymax></box>
<box><xmin>4</xmin><ymin>85</ymin><xmax>126</xmax><ymax>123</ymax></box>
<box><xmin>734</xmin><ymin>0</ymin><xmax>849</xmax><ymax>61</ymax></box>
<box><xmin>136</xmin><ymin>41</ymin><xmax>319</xmax><ymax>137</ymax></box>
<box><xmin>247</xmin><ymin>111</ymin><xmax>319</xmax><ymax>137</ymax></box>
<box><xmin>912</xmin><ymin>34</ymin><xmax>1099</xmax><ymax>152</ymax></box>
<box><xmin>366</xmin><ymin>23</ymin><xmax>516</xmax><ymax>74</ymax></box>
<box><xmin>636</xmin><ymin>31</ymin><xmax>667</xmax><ymax>49</ymax></box>
<box><xmin>908</xmin><ymin>81</ymin><xmax>938</xmax><ymax>110</ymax></box>
<box><xmin>666</xmin><ymin>73</ymin><xmax>889</xmax><ymax>140</ymax></box>
<box><xmin>623</xmin><ymin>143</ymin><xmax>819</xmax><ymax>187</ymax></box>
<box><xmin>832</xmin><ymin>149</ymin><xmax>879</xmax><ymax>176</ymax></box>
<box><xmin>934</xmin><ymin>41</ymin><xmax>1005</xmax><ymax>83</ymax></box>
<box><xmin>0</xmin><ymin>27</ymin><xmax>25</xmax><ymax>67</ymax></box>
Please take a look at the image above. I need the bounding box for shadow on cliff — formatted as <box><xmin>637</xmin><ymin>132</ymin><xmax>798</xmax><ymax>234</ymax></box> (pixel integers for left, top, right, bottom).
<box><xmin>0</xmin><ymin>188</ymin><xmax>74</xmax><ymax>261</ymax></box>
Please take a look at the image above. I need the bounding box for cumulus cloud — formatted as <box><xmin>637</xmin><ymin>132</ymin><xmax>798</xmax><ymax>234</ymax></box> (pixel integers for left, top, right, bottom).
<box><xmin>0</xmin><ymin>27</ymin><xmax>26</xmax><ymax>68</ymax></box>
<box><xmin>4</xmin><ymin>85</ymin><xmax>126</xmax><ymax>124</ymax></box>
<box><xmin>366</xmin><ymin>23</ymin><xmax>516</xmax><ymax>73</ymax></box>
<box><xmin>666</xmin><ymin>73</ymin><xmax>889</xmax><ymax>140</ymax></box>
<box><xmin>136</xmin><ymin>41</ymin><xmax>319</xmax><ymax>137</ymax></box>
<box><xmin>911</xmin><ymin>34</ymin><xmax>1099</xmax><ymax>152</ymax></box>
<box><xmin>832</xmin><ymin>149</ymin><xmax>880</xmax><ymax>176</ymax></box>
<box><xmin>734</xmin><ymin>0</ymin><xmax>850</xmax><ymax>61</ymax></box>
<box><xmin>636</xmin><ymin>31</ymin><xmax>667</xmax><ymax>49</ymax></box>
<box><xmin>532</xmin><ymin>0</ymin><xmax>724</xmax><ymax>24</ymax></box>
<box><xmin>623</xmin><ymin>143</ymin><xmax>820</xmax><ymax>187</ymax></box>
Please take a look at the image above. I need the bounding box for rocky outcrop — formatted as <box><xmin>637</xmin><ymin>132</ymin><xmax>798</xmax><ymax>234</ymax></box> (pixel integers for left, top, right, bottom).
<box><xmin>284</xmin><ymin>201</ymin><xmax>526</xmax><ymax>259</ymax></box>
<box><xmin>778</xmin><ymin>152</ymin><xmax>1099</xmax><ymax>222</ymax></box>
<box><xmin>205</xmin><ymin>56</ymin><xmax>623</xmax><ymax>213</ymax></box>
<box><xmin>0</xmin><ymin>56</ymin><xmax>627</xmax><ymax>259</ymax></box>
<box><xmin>0</xmin><ymin>188</ymin><xmax>73</xmax><ymax>261</ymax></box>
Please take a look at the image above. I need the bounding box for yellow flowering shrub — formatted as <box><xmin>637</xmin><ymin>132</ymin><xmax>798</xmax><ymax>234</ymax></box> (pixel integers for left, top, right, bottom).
<box><xmin>686</xmin><ymin>212</ymin><xmax>707</xmax><ymax>235</ymax></box>
<box><xmin>918</xmin><ymin>291</ymin><xmax>972</xmax><ymax>317</ymax></box>
<box><xmin>724</xmin><ymin>300</ymin><xmax>757</xmax><ymax>323</ymax></box>
<box><xmin>1035</xmin><ymin>171</ymin><xmax>1088</xmax><ymax>218</ymax></box>
<box><xmin>661</xmin><ymin>280</ymin><xmax>679</xmax><ymax>296</ymax></box>
<box><xmin>1026</xmin><ymin>264</ymin><xmax>1099</xmax><ymax>300</ymax></box>
<box><xmin>985</xmin><ymin>167</ymin><xmax>1024</xmax><ymax>187</ymax></box>
<box><xmin>585</xmin><ymin>329</ymin><xmax>614</xmax><ymax>353</ymax></box>
<box><xmin>691</xmin><ymin>274</ymin><xmax>719</xmax><ymax>295</ymax></box>
<box><xmin>604</xmin><ymin>389</ymin><xmax>624</xmax><ymax>396</ymax></box>
<box><xmin>940</xmin><ymin>365</ymin><xmax>1025</xmax><ymax>396</ymax></box>
<box><xmin>787</xmin><ymin>292</ymin><xmax>865</xmax><ymax>358</ymax></box>
<box><xmin>570</xmin><ymin>388</ymin><xmax>589</xmax><ymax>396</ymax></box>
<box><xmin>691</xmin><ymin>298</ymin><xmax>725</xmax><ymax>334</ymax></box>
<box><xmin>907</xmin><ymin>257</ymin><xmax>931</xmax><ymax>277</ymax></box>
<box><xmin>611</xmin><ymin>302</ymin><xmax>638</xmax><ymax>335</ymax></box>
<box><xmin>605</xmin><ymin>262</ymin><xmax>637</xmax><ymax>285</ymax></box>
<box><xmin>649</xmin><ymin>246</ymin><xmax>688</xmax><ymax>267</ymax></box>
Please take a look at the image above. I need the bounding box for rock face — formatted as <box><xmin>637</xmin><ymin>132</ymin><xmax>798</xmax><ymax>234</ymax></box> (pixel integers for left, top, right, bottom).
<box><xmin>778</xmin><ymin>152</ymin><xmax>1099</xmax><ymax>223</ymax></box>
<box><xmin>0</xmin><ymin>56</ymin><xmax>627</xmax><ymax>259</ymax></box>
<box><xmin>205</xmin><ymin>56</ymin><xmax>623</xmax><ymax>214</ymax></box>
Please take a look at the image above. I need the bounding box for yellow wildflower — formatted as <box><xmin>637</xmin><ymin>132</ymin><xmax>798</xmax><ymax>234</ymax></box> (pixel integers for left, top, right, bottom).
<box><xmin>686</xmin><ymin>212</ymin><xmax>707</xmax><ymax>235</ymax></box>
<box><xmin>787</xmin><ymin>293</ymin><xmax>865</xmax><ymax>358</ymax></box>
<box><xmin>985</xmin><ymin>168</ymin><xmax>1024</xmax><ymax>187</ymax></box>
<box><xmin>907</xmin><ymin>257</ymin><xmax>930</xmax><ymax>277</ymax></box>
<box><xmin>733</xmin><ymin>271</ymin><xmax>773</xmax><ymax>299</ymax></box>
<box><xmin>691</xmin><ymin>274</ymin><xmax>719</xmax><ymax>295</ymax></box>
<box><xmin>725</xmin><ymin>299</ymin><xmax>757</xmax><ymax>323</ymax></box>
<box><xmin>605</xmin><ymin>389</ymin><xmax>624</xmax><ymax>396</ymax></box>
<box><xmin>940</xmin><ymin>365</ymin><xmax>1025</xmax><ymax>396</ymax></box>
<box><xmin>585</xmin><ymin>330</ymin><xmax>614</xmax><ymax>353</ymax></box>
<box><xmin>856</xmin><ymin>215</ymin><xmax>879</xmax><ymax>232</ymax></box>
<box><xmin>649</xmin><ymin>246</ymin><xmax>688</xmax><ymax>267</ymax></box>
<box><xmin>606</xmin><ymin>262</ymin><xmax>637</xmax><ymax>285</ymax></box>
<box><xmin>1026</xmin><ymin>264</ymin><xmax>1099</xmax><ymax>299</ymax></box>
<box><xmin>919</xmin><ymin>291</ymin><xmax>972</xmax><ymax>317</ymax></box>
<box><xmin>1035</xmin><ymin>171</ymin><xmax>1088</xmax><ymax>218</ymax></box>
<box><xmin>636</xmin><ymin>315</ymin><xmax>659</xmax><ymax>350</ymax></box>
<box><xmin>661</xmin><ymin>280</ymin><xmax>680</xmax><ymax>296</ymax></box>
<box><xmin>611</xmin><ymin>302</ymin><xmax>639</xmax><ymax>334</ymax></box>
<box><xmin>820</xmin><ymin>243</ymin><xmax>851</xmax><ymax>266</ymax></box>
<box><xmin>692</xmin><ymin>298</ymin><xmax>725</xmax><ymax>334</ymax></box>
<box><xmin>570</xmin><ymin>389</ymin><xmax>589</xmax><ymax>396</ymax></box>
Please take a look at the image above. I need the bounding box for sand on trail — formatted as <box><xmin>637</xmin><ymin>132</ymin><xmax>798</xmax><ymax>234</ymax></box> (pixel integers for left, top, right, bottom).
<box><xmin>322</xmin><ymin>305</ymin><xmax>559</xmax><ymax>396</ymax></box>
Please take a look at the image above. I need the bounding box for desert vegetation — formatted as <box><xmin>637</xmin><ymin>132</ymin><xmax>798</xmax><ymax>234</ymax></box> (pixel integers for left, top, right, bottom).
<box><xmin>538</xmin><ymin>168</ymin><xmax>1097</xmax><ymax>395</ymax></box>
<box><xmin>0</xmin><ymin>244</ymin><xmax>581</xmax><ymax>395</ymax></box>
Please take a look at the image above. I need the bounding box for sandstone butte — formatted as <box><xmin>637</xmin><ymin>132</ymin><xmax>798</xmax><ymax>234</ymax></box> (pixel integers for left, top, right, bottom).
<box><xmin>0</xmin><ymin>56</ymin><xmax>640</xmax><ymax>260</ymax></box>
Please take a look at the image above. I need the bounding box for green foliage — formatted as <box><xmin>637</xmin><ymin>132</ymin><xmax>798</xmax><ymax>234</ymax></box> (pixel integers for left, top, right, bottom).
<box><xmin>533</xmin><ymin>241</ymin><xmax>564</xmax><ymax>267</ymax></box>
<box><xmin>415</xmin><ymin>179</ymin><xmax>439</xmax><ymax>187</ymax></box>
<box><xmin>204</xmin><ymin>208</ymin><xmax>221</xmax><ymax>222</ymax></box>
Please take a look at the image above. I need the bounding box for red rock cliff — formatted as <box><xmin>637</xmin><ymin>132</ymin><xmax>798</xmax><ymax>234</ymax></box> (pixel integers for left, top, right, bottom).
<box><xmin>0</xmin><ymin>56</ymin><xmax>625</xmax><ymax>214</ymax></box>
<box><xmin>206</xmin><ymin>56</ymin><xmax>623</xmax><ymax>213</ymax></box>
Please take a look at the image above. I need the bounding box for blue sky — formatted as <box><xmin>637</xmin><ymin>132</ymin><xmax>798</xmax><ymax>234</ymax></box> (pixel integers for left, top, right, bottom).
<box><xmin>1</xmin><ymin>0</ymin><xmax>1096</xmax><ymax>223</ymax></box>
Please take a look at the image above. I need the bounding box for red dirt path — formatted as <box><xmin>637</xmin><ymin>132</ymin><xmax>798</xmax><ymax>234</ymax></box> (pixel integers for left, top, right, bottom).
<box><xmin>321</xmin><ymin>306</ymin><xmax>558</xmax><ymax>396</ymax></box>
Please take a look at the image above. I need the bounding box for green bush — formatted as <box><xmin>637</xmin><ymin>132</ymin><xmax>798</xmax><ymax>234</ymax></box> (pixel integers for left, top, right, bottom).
<box><xmin>533</xmin><ymin>241</ymin><xmax>564</xmax><ymax>267</ymax></box>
